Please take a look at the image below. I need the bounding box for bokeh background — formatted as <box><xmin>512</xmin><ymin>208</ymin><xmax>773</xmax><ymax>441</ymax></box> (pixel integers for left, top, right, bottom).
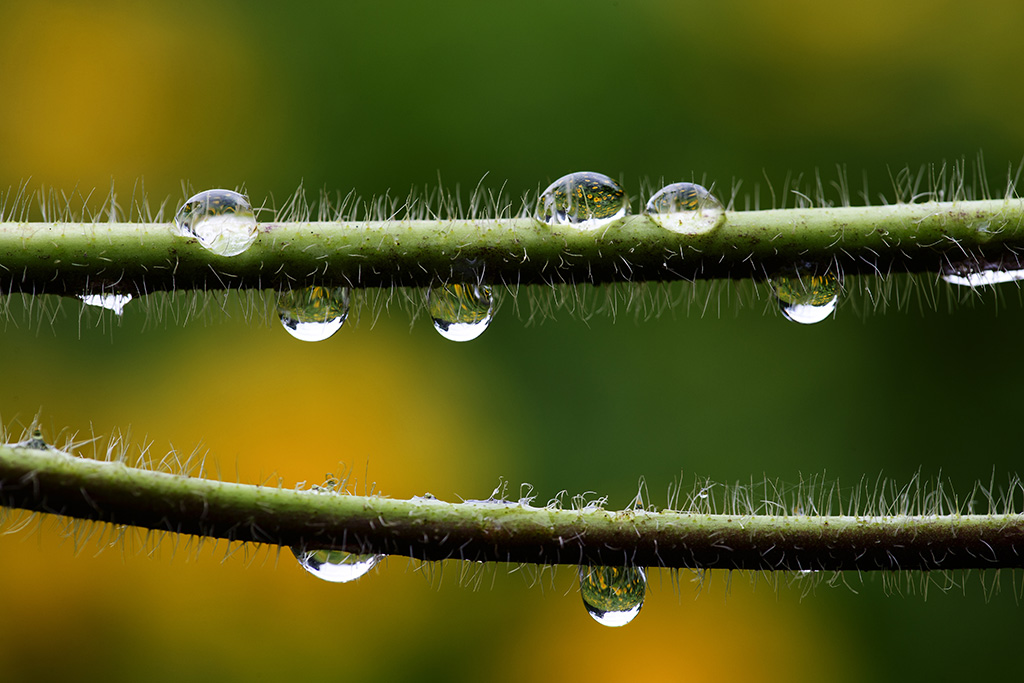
<box><xmin>1</xmin><ymin>1</ymin><xmax>1023</xmax><ymax>681</ymax></box>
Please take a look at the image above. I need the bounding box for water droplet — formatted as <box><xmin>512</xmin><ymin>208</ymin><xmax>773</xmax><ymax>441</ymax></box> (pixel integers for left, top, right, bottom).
<box><xmin>10</xmin><ymin>428</ymin><xmax>49</xmax><ymax>450</ymax></box>
<box><xmin>770</xmin><ymin>265</ymin><xmax>839</xmax><ymax>324</ymax></box>
<box><xmin>645</xmin><ymin>182</ymin><xmax>724</xmax><ymax>234</ymax></box>
<box><xmin>579</xmin><ymin>565</ymin><xmax>646</xmax><ymax>627</ymax></box>
<box><xmin>291</xmin><ymin>548</ymin><xmax>383</xmax><ymax>583</ymax></box>
<box><xmin>79</xmin><ymin>292</ymin><xmax>133</xmax><ymax>316</ymax></box>
<box><xmin>174</xmin><ymin>189</ymin><xmax>258</xmax><ymax>257</ymax></box>
<box><xmin>277</xmin><ymin>286</ymin><xmax>351</xmax><ymax>342</ymax></box>
<box><xmin>428</xmin><ymin>283</ymin><xmax>494</xmax><ymax>342</ymax></box>
<box><xmin>537</xmin><ymin>172</ymin><xmax>626</xmax><ymax>229</ymax></box>
<box><xmin>941</xmin><ymin>257</ymin><xmax>1024</xmax><ymax>287</ymax></box>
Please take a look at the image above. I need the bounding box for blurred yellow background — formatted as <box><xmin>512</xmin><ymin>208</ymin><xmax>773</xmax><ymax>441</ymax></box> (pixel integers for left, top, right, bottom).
<box><xmin>2</xmin><ymin>1</ymin><xmax>1023</xmax><ymax>681</ymax></box>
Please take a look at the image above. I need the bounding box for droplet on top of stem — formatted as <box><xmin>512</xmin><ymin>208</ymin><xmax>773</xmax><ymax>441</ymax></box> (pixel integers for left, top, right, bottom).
<box><xmin>174</xmin><ymin>189</ymin><xmax>258</xmax><ymax>257</ymax></box>
<box><xmin>537</xmin><ymin>172</ymin><xmax>626</xmax><ymax>230</ymax></box>
<box><xmin>291</xmin><ymin>548</ymin><xmax>383</xmax><ymax>583</ymax></box>
<box><xmin>428</xmin><ymin>283</ymin><xmax>494</xmax><ymax>342</ymax></box>
<box><xmin>645</xmin><ymin>182</ymin><xmax>724</xmax><ymax>234</ymax></box>
<box><xmin>770</xmin><ymin>265</ymin><xmax>839</xmax><ymax>324</ymax></box>
<box><xmin>277</xmin><ymin>286</ymin><xmax>351</xmax><ymax>342</ymax></box>
<box><xmin>10</xmin><ymin>428</ymin><xmax>50</xmax><ymax>451</ymax></box>
<box><xmin>579</xmin><ymin>565</ymin><xmax>646</xmax><ymax>627</ymax></box>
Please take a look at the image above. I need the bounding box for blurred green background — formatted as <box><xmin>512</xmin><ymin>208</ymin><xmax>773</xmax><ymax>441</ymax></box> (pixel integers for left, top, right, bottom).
<box><xmin>1</xmin><ymin>1</ymin><xmax>1023</xmax><ymax>681</ymax></box>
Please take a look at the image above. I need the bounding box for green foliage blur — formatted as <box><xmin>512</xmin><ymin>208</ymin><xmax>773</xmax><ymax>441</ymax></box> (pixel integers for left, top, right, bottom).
<box><xmin>1</xmin><ymin>1</ymin><xmax>1022</xmax><ymax>681</ymax></box>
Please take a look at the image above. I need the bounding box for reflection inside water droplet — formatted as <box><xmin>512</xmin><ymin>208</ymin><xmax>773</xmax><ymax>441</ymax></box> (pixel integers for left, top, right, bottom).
<box><xmin>579</xmin><ymin>565</ymin><xmax>646</xmax><ymax>627</ymax></box>
<box><xmin>428</xmin><ymin>283</ymin><xmax>494</xmax><ymax>342</ymax></box>
<box><xmin>645</xmin><ymin>182</ymin><xmax>724</xmax><ymax>234</ymax></box>
<box><xmin>941</xmin><ymin>258</ymin><xmax>1024</xmax><ymax>287</ymax></box>
<box><xmin>537</xmin><ymin>172</ymin><xmax>626</xmax><ymax>230</ymax></box>
<box><xmin>174</xmin><ymin>189</ymin><xmax>258</xmax><ymax>257</ymax></box>
<box><xmin>79</xmin><ymin>293</ymin><xmax>133</xmax><ymax>316</ymax></box>
<box><xmin>770</xmin><ymin>265</ymin><xmax>839</xmax><ymax>324</ymax></box>
<box><xmin>278</xmin><ymin>286</ymin><xmax>351</xmax><ymax>342</ymax></box>
<box><xmin>291</xmin><ymin>548</ymin><xmax>383</xmax><ymax>583</ymax></box>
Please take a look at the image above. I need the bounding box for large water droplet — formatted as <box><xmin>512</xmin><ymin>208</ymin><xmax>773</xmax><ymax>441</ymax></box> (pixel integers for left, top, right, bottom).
<box><xmin>291</xmin><ymin>548</ymin><xmax>383</xmax><ymax>583</ymax></box>
<box><xmin>537</xmin><ymin>172</ymin><xmax>626</xmax><ymax>230</ymax></box>
<box><xmin>579</xmin><ymin>565</ymin><xmax>646</xmax><ymax>627</ymax></box>
<box><xmin>428</xmin><ymin>283</ymin><xmax>494</xmax><ymax>342</ymax></box>
<box><xmin>770</xmin><ymin>265</ymin><xmax>839</xmax><ymax>324</ymax></box>
<box><xmin>941</xmin><ymin>258</ymin><xmax>1024</xmax><ymax>287</ymax></box>
<box><xmin>645</xmin><ymin>182</ymin><xmax>724</xmax><ymax>234</ymax></box>
<box><xmin>278</xmin><ymin>286</ymin><xmax>351</xmax><ymax>342</ymax></box>
<box><xmin>174</xmin><ymin>189</ymin><xmax>258</xmax><ymax>257</ymax></box>
<box><xmin>79</xmin><ymin>292</ymin><xmax>133</xmax><ymax>316</ymax></box>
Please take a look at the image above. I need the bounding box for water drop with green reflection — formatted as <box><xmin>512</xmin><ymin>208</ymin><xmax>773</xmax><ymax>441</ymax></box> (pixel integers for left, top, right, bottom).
<box><xmin>277</xmin><ymin>286</ymin><xmax>351</xmax><ymax>342</ymax></box>
<box><xmin>770</xmin><ymin>265</ymin><xmax>839</xmax><ymax>324</ymax></box>
<box><xmin>427</xmin><ymin>283</ymin><xmax>494</xmax><ymax>342</ymax></box>
<box><xmin>579</xmin><ymin>565</ymin><xmax>646</xmax><ymax>627</ymax></box>
<box><xmin>537</xmin><ymin>171</ymin><xmax>626</xmax><ymax>230</ymax></box>
<box><xmin>645</xmin><ymin>182</ymin><xmax>724</xmax><ymax>234</ymax></box>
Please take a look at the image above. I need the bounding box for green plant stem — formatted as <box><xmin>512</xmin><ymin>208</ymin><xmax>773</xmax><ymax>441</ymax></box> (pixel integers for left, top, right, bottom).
<box><xmin>2</xmin><ymin>444</ymin><xmax>1021</xmax><ymax>571</ymax></box>
<box><xmin>1</xmin><ymin>199</ymin><xmax>1022</xmax><ymax>294</ymax></box>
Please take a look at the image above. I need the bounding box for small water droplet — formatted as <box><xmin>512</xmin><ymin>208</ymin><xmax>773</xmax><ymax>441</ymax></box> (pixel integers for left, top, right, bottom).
<box><xmin>10</xmin><ymin>428</ymin><xmax>50</xmax><ymax>450</ymax></box>
<box><xmin>645</xmin><ymin>182</ymin><xmax>724</xmax><ymax>234</ymax></box>
<box><xmin>277</xmin><ymin>286</ymin><xmax>351</xmax><ymax>342</ymax></box>
<box><xmin>174</xmin><ymin>189</ymin><xmax>258</xmax><ymax>257</ymax></box>
<box><xmin>79</xmin><ymin>292</ymin><xmax>133</xmax><ymax>316</ymax></box>
<box><xmin>291</xmin><ymin>548</ymin><xmax>383</xmax><ymax>583</ymax></box>
<box><xmin>537</xmin><ymin>172</ymin><xmax>626</xmax><ymax>229</ymax></box>
<box><xmin>579</xmin><ymin>565</ymin><xmax>646</xmax><ymax>627</ymax></box>
<box><xmin>941</xmin><ymin>257</ymin><xmax>1024</xmax><ymax>287</ymax></box>
<box><xmin>770</xmin><ymin>265</ymin><xmax>839</xmax><ymax>324</ymax></box>
<box><xmin>428</xmin><ymin>283</ymin><xmax>494</xmax><ymax>342</ymax></box>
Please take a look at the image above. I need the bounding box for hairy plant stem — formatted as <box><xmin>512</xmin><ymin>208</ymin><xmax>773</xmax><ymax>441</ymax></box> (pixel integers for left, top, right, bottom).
<box><xmin>2</xmin><ymin>444</ymin><xmax>1021</xmax><ymax>571</ymax></box>
<box><xmin>1</xmin><ymin>199</ymin><xmax>1022</xmax><ymax>294</ymax></box>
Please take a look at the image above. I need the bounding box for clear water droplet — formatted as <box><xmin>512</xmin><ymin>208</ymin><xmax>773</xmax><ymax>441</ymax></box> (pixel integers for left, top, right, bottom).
<box><xmin>941</xmin><ymin>258</ymin><xmax>1024</xmax><ymax>287</ymax></box>
<box><xmin>174</xmin><ymin>189</ymin><xmax>258</xmax><ymax>257</ymax></box>
<box><xmin>645</xmin><ymin>182</ymin><xmax>724</xmax><ymax>234</ymax></box>
<box><xmin>537</xmin><ymin>172</ymin><xmax>626</xmax><ymax>230</ymax></box>
<box><xmin>770</xmin><ymin>265</ymin><xmax>839</xmax><ymax>324</ymax></box>
<box><xmin>428</xmin><ymin>283</ymin><xmax>494</xmax><ymax>342</ymax></box>
<box><xmin>579</xmin><ymin>565</ymin><xmax>646</xmax><ymax>627</ymax></box>
<box><xmin>79</xmin><ymin>292</ymin><xmax>133</xmax><ymax>316</ymax></box>
<box><xmin>291</xmin><ymin>548</ymin><xmax>383</xmax><ymax>583</ymax></box>
<box><xmin>277</xmin><ymin>286</ymin><xmax>351</xmax><ymax>342</ymax></box>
